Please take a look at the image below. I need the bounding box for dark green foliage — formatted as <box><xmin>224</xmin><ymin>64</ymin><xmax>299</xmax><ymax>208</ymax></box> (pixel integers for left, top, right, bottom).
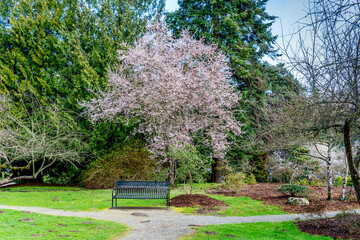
<box><xmin>42</xmin><ymin>163</ymin><xmax>80</xmax><ymax>184</ymax></box>
<box><xmin>251</xmin><ymin>153</ymin><xmax>269</xmax><ymax>182</ymax></box>
<box><xmin>277</xmin><ymin>184</ymin><xmax>309</xmax><ymax>197</ymax></box>
<box><xmin>88</xmin><ymin>119</ymin><xmax>140</xmax><ymax>156</ymax></box>
<box><xmin>230</xmin><ymin>63</ymin><xmax>301</xmax><ymax>148</ymax></box>
<box><xmin>0</xmin><ymin>0</ymin><xmax>164</xmax><ymax>111</ymax></box>
<box><xmin>82</xmin><ymin>140</ymin><xmax>156</xmax><ymax>189</ymax></box>
<box><xmin>0</xmin><ymin>0</ymin><xmax>164</xmax><ymax>179</ymax></box>
<box><xmin>166</xmin><ymin>0</ymin><xmax>277</xmax><ymax>88</ymax></box>
<box><xmin>168</xmin><ymin>145</ymin><xmax>213</xmax><ymax>194</ymax></box>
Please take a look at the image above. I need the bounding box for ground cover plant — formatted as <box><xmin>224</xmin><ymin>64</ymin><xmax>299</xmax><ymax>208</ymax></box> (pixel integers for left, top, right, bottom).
<box><xmin>183</xmin><ymin>221</ymin><xmax>332</xmax><ymax>240</ymax></box>
<box><xmin>0</xmin><ymin>209</ymin><xmax>127</xmax><ymax>240</ymax></box>
<box><xmin>277</xmin><ymin>184</ymin><xmax>309</xmax><ymax>197</ymax></box>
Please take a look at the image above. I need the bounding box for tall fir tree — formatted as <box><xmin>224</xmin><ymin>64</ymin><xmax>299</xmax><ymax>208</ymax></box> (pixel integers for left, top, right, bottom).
<box><xmin>167</xmin><ymin>0</ymin><xmax>302</xmax><ymax>182</ymax></box>
<box><xmin>0</xmin><ymin>0</ymin><xmax>165</xmax><ymax>110</ymax></box>
<box><xmin>166</xmin><ymin>0</ymin><xmax>277</xmax><ymax>90</ymax></box>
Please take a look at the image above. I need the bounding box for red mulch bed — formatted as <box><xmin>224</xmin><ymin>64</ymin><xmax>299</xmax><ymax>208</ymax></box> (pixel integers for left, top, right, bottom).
<box><xmin>296</xmin><ymin>214</ymin><xmax>360</xmax><ymax>239</ymax></box>
<box><xmin>170</xmin><ymin>194</ymin><xmax>226</xmax><ymax>214</ymax></box>
<box><xmin>206</xmin><ymin>183</ymin><xmax>359</xmax><ymax>213</ymax></box>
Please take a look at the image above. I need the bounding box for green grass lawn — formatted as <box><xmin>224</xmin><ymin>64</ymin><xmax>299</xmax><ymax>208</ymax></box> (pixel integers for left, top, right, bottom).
<box><xmin>0</xmin><ymin>184</ymin><xmax>285</xmax><ymax>216</ymax></box>
<box><xmin>0</xmin><ymin>209</ymin><xmax>127</xmax><ymax>240</ymax></box>
<box><xmin>0</xmin><ymin>186</ymin><xmax>166</xmax><ymax>211</ymax></box>
<box><xmin>182</xmin><ymin>221</ymin><xmax>333</xmax><ymax>240</ymax></box>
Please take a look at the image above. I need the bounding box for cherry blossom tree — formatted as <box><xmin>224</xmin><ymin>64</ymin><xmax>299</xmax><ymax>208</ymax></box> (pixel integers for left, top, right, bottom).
<box><xmin>83</xmin><ymin>24</ymin><xmax>242</xmax><ymax>185</ymax></box>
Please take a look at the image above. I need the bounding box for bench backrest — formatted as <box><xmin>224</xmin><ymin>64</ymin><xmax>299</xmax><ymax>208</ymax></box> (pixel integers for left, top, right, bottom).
<box><xmin>115</xmin><ymin>180</ymin><xmax>170</xmax><ymax>189</ymax></box>
<box><xmin>114</xmin><ymin>181</ymin><xmax>170</xmax><ymax>198</ymax></box>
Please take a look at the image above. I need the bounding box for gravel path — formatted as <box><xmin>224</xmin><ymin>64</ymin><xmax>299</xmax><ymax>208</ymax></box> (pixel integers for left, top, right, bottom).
<box><xmin>1</xmin><ymin>204</ymin><xmax>359</xmax><ymax>239</ymax></box>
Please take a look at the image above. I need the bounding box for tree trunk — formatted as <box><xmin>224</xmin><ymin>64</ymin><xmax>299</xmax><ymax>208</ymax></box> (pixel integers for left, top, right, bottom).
<box><xmin>169</xmin><ymin>159</ymin><xmax>176</xmax><ymax>187</ymax></box>
<box><xmin>0</xmin><ymin>175</ymin><xmax>36</xmax><ymax>186</ymax></box>
<box><xmin>34</xmin><ymin>174</ymin><xmax>44</xmax><ymax>183</ymax></box>
<box><xmin>211</xmin><ymin>158</ymin><xmax>223</xmax><ymax>183</ymax></box>
<box><xmin>326</xmin><ymin>145</ymin><xmax>333</xmax><ymax>200</ymax></box>
<box><xmin>343</xmin><ymin>119</ymin><xmax>360</xmax><ymax>205</ymax></box>
<box><xmin>326</xmin><ymin>160</ymin><xmax>333</xmax><ymax>200</ymax></box>
<box><xmin>341</xmin><ymin>163</ymin><xmax>349</xmax><ymax>200</ymax></box>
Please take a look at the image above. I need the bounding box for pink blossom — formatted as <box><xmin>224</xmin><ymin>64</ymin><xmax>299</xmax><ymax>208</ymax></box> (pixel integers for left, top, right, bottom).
<box><xmin>83</xmin><ymin>24</ymin><xmax>242</xmax><ymax>159</ymax></box>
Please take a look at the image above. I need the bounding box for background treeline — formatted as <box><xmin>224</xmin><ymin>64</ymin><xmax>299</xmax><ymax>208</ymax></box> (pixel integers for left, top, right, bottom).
<box><xmin>0</xmin><ymin>0</ymin><xmax>301</xmax><ymax>186</ymax></box>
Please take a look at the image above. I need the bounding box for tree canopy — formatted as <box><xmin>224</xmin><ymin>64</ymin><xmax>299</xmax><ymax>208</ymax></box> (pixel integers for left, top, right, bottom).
<box><xmin>166</xmin><ymin>0</ymin><xmax>277</xmax><ymax>89</ymax></box>
<box><xmin>83</xmin><ymin>24</ymin><xmax>243</xmax><ymax>184</ymax></box>
<box><xmin>0</xmin><ymin>0</ymin><xmax>164</xmax><ymax>110</ymax></box>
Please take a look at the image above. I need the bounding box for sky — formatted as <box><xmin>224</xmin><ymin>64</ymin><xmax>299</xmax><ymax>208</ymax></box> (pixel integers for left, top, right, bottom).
<box><xmin>164</xmin><ymin>0</ymin><xmax>310</xmax><ymax>65</ymax></box>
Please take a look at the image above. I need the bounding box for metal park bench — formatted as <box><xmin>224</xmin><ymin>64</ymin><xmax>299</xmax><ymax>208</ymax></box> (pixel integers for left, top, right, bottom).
<box><xmin>111</xmin><ymin>180</ymin><xmax>170</xmax><ymax>209</ymax></box>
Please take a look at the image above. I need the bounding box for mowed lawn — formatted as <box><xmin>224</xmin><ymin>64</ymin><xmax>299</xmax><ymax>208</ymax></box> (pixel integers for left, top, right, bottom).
<box><xmin>0</xmin><ymin>209</ymin><xmax>127</xmax><ymax>240</ymax></box>
<box><xmin>183</xmin><ymin>221</ymin><xmax>333</xmax><ymax>240</ymax></box>
<box><xmin>0</xmin><ymin>185</ymin><xmax>286</xmax><ymax>216</ymax></box>
<box><xmin>0</xmin><ymin>186</ymin><xmax>166</xmax><ymax>211</ymax></box>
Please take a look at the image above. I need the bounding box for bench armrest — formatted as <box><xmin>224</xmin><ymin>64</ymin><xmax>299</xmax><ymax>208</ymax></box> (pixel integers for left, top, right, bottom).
<box><xmin>112</xmin><ymin>188</ymin><xmax>117</xmax><ymax>198</ymax></box>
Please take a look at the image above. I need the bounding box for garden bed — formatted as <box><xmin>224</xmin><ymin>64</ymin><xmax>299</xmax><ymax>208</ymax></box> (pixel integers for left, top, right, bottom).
<box><xmin>170</xmin><ymin>194</ymin><xmax>227</xmax><ymax>214</ymax></box>
<box><xmin>207</xmin><ymin>183</ymin><xmax>359</xmax><ymax>213</ymax></box>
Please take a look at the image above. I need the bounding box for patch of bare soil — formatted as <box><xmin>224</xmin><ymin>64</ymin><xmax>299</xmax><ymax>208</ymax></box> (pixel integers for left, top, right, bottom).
<box><xmin>170</xmin><ymin>194</ymin><xmax>226</xmax><ymax>214</ymax></box>
<box><xmin>296</xmin><ymin>214</ymin><xmax>360</xmax><ymax>240</ymax></box>
<box><xmin>206</xmin><ymin>183</ymin><xmax>359</xmax><ymax>213</ymax></box>
<box><xmin>18</xmin><ymin>218</ymin><xmax>35</xmax><ymax>222</ymax></box>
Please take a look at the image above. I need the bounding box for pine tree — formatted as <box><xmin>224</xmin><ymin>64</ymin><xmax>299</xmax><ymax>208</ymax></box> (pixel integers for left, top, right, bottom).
<box><xmin>166</xmin><ymin>0</ymin><xmax>277</xmax><ymax>90</ymax></box>
<box><xmin>0</xmin><ymin>0</ymin><xmax>165</xmax><ymax>110</ymax></box>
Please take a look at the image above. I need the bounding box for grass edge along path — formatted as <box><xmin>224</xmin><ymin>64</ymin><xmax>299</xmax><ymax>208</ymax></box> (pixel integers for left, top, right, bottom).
<box><xmin>0</xmin><ymin>208</ymin><xmax>128</xmax><ymax>240</ymax></box>
<box><xmin>181</xmin><ymin>221</ymin><xmax>333</xmax><ymax>240</ymax></box>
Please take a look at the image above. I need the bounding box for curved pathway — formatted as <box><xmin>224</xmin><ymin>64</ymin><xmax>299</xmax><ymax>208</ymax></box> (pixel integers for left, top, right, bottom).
<box><xmin>0</xmin><ymin>204</ymin><xmax>359</xmax><ymax>240</ymax></box>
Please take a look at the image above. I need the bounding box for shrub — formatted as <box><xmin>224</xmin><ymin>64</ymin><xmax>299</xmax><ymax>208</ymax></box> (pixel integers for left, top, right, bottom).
<box><xmin>309</xmin><ymin>180</ymin><xmax>326</xmax><ymax>186</ymax></box>
<box><xmin>224</xmin><ymin>172</ymin><xmax>246</xmax><ymax>193</ymax></box>
<box><xmin>245</xmin><ymin>173</ymin><xmax>257</xmax><ymax>184</ymax></box>
<box><xmin>223</xmin><ymin>172</ymin><xmax>256</xmax><ymax>193</ymax></box>
<box><xmin>251</xmin><ymin>153</ymin><xmax>269</xmax><ymax>182</ymax></box>
<box><xmin>43</xmin><ymin>163</ymin><xmax>80</xmax><ymax>184</ymax></box>
<box><xmin>277</xmin><ymin>184</ymin><xmax>309</xmax><ymax>197</ymax></box>
<box><xmin>82</xmin><ymin>140</ymin><xmax>156</xmax><ymax>189</ymax></box>
<box><xmin>295</xmin><ymin>179</ymin><xmax>310</xmax><ymax>186</ymax></box>
<box><xmin>335</xmin><ymin>176</ymin><xmax>353</xmax><ymax>186</ymax></box>
<box><xmin>168</xmin><ymin>144</ymin><xmax>212</xmax><ymax>194</ymax></box>
<box><xmin>295</xmin><ymin>179</ymin><xmax>325</xmax><ymax>186</ymax></box>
